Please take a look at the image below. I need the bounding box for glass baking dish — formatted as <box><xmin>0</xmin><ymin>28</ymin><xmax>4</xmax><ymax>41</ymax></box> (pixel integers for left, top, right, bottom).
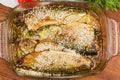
<box><xmin>0</xmin><ymin>0</ymin><xmax>119</xmax><ymax>78</ymax></box>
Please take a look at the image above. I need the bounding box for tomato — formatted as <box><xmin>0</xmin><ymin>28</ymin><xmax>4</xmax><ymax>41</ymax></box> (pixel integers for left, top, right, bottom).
<box><xmin>18</xmin><ymin>0</ymin><xmax>39</xmax><ymax>4</ymax></box>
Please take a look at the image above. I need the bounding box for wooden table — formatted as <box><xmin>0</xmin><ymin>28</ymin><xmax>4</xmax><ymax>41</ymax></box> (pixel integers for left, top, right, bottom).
<box><xmin>0</xmin><ymin>3</ymin><xmax>120</xmax><ymax>80</ymax></box>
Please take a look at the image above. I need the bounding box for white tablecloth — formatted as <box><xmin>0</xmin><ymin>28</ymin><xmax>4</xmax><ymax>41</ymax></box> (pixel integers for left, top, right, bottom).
<box><xmin>0</xmin><ymin>0</ymin><xmax>18</xmax><ymax>8</ymax></box>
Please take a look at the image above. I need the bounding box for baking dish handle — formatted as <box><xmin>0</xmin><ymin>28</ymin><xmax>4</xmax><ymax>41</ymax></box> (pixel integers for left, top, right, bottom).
<box><xmin>0</xmin><ymin>21</ymin><xmax>7</xmax><ymax>60</ymax></box>
<box><xmin>108</xmin><ymin>18</ymin><xmax>119</xmax><ymax>59</ymax></box>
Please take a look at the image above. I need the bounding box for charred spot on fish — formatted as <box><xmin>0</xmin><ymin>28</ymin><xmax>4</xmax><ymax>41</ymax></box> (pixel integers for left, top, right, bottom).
<box><xmin>83</xmin><ymin>22</ymin><xmax>87</xmax><ymax>24</ymax></box>
<box><xmin>94</xmin><ymin>29</ymin><xmax>100</xmax><ymax>36</ymax></box>
<box><xmin>79</xmin><ymin>49</ymin><xmax>85</xmax><ymax>54</ymax></box>
<box><xmin>85</xmin><ymin>49</ymin><xmax>97</xmax><ymax>55</ymax></box>
<box><xmin>17</xmin><ymin>58</ymin><xmax>24</xmax><ymax>65</ymax></box>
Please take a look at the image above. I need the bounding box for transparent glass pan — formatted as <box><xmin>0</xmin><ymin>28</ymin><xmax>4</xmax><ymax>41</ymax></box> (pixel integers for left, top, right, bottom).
<box><xmin>0</xmin><ymin>0</ymin><xmax>119</xmax><ymax>78</ymax></box>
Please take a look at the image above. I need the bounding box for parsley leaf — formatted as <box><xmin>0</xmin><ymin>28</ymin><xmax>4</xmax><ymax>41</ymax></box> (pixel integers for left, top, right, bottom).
<box><xmin>88</xmin><ymin>0</ymin><xmax>120</xmax><ymax>11</ymax></box>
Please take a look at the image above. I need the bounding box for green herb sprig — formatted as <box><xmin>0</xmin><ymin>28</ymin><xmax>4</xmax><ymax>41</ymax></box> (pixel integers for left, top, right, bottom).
<box><xmin>88</xmin><ymin>0</ymin><xmax>120</xmax><ymax>11</ymax></box>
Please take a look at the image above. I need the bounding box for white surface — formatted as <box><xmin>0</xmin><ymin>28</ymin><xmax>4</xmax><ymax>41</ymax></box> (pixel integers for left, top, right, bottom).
<box><xmin>0</xmin><ymin>0</ymin><xmax>18</xmax><ymax>8</ymax></box>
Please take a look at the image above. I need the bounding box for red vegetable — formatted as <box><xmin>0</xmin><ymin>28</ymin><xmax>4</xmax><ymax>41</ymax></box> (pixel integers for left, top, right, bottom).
<box><xmin>18</xmin><ymin>0</ymin><xmax>39</xmax><ymax>4</ymax></box>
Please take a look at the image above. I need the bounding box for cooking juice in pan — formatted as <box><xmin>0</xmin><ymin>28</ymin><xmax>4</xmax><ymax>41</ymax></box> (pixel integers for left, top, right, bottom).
<box><xmin>11</xmin><ymin>4</ymin><xmax>102</xmax><ymax>76</ymax></box>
